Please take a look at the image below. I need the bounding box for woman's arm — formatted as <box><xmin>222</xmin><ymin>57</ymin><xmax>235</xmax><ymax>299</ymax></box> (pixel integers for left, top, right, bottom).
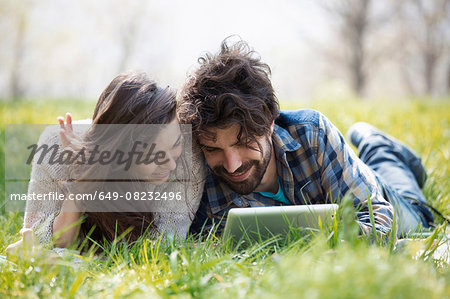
<box><xmin>24</xmin><ymin>113</ymin><xmax>86</xmax><ymax>247</ymax></box>
<box><xmin>52</xmin><ymin>113</ymin><xmax>83</xmax><ymax>247</ymax></box>
<box><xmin>52</xmin><ymin>200</ymin><xmax>81</xmax><ymax>247</ymax></box>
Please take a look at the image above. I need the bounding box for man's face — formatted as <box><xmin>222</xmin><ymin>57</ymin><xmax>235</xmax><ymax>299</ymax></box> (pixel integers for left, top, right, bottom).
<box><xmin>198</xmin><ymin>124</ymin><xmax>273</xmax><ymax>195</ymax></box>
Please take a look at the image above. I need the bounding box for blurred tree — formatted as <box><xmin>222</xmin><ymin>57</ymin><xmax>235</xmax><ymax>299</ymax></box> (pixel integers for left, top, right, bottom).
<box><xmin>318</xmin><ymin>0</ymin><xmax>395</xmax><ymax>97</ymax></box>
<box><xmin>115</xmin><ymin>0</ymin><xmax>146</xmax><ymax>73</ymax></box>
<box><xmin>396</xmin><ymin>0</ymin><xmax>450</xmax><ymax>96</ymax></box>
<box><xmin>2</xmin><ymin>0</ymin><xmax>35</xmax><ymax>100</ymax></box>
<box><xmin>81</xmin><ymin>0</ymin><xmax>147</xmax><ymax>74</ymax></box>
<box><xmin>448</xmin><ymin>63</ymin><xmax>450</xmax><ymax>94</ymax></box>
<box><xmin>320</xmin><ymin>0</ymin><xmax>372</xmax><ymax>96</ymax></box>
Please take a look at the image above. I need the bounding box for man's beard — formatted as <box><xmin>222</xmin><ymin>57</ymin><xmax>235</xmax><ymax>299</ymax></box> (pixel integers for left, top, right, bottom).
<box><xmin>211</xmin><ymin>138</ymin><xmax>273</xmax><ymax>195</ymax></box>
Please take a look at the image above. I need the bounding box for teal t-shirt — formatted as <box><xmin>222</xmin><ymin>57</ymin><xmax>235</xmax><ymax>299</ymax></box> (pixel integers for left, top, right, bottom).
<box><xmin>253</xmin><ymin>178</ymin><xmax>292</xmax><ymax>205</ymax></box>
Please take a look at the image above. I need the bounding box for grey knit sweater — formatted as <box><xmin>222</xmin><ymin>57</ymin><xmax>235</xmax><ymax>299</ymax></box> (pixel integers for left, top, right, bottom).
<box><xmin>24</xmin><ymin>120</ymin><xmax>206</xmax><ymax>246</ymax></box>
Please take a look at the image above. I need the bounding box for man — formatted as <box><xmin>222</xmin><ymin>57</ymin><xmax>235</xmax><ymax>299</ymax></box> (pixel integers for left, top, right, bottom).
<box><xmin>180</xmin><ymin>39</ymin><xmax>434</xmax><ymax>237</ymax></box>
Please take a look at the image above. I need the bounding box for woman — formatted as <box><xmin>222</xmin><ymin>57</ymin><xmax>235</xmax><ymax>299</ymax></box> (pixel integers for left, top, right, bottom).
<box><xmin>6</xmin><ymin>72</ymin><xmax>205</xmax><ymax>257</ymax></box>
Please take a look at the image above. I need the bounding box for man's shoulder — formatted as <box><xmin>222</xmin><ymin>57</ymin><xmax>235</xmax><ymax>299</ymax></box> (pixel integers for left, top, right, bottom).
<box><xmin>276</xmin><ymin>109</ymin><xmax>323</xmax><ymax>128</ymax></box>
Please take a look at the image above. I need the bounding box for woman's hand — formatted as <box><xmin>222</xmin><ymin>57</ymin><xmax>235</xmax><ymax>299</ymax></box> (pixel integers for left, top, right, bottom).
<box><xmin>5</xmin><ymin>229</ymin><xmax>59</xmax><ymax>263</ymax></box>
<box><xmin>5</xmin><ymin>228</ymin><xmax>38</xmax><ymax>258</ymax></box>
<box><xmin>57</xmin><ymin>112</ymin><xmax>83</xmax><ymax>151</ymax></box>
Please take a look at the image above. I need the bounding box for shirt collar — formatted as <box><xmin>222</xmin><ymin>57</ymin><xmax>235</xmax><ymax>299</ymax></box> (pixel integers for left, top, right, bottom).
<box><xmin>272</xmin><ymin>124</ymin><xmax>301</xmax><ymax>152</ymax></box>
<box><xmin>206</xmin><ymin>169</ymin><xmax>251</xmax><ymax>214</ymax></box>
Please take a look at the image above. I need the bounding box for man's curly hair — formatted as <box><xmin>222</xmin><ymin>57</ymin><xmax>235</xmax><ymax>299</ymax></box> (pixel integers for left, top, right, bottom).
<box><xmin>179</xmin><ymin>37</ymin><xmax>280</xmax><ymax>146</ymax></box>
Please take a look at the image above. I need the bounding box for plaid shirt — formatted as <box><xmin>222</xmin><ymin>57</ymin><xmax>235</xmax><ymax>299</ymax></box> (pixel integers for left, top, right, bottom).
<box><xmin>190</xmin><ymin>109</ymin><xmax>394</xmax><ymax>235</ymax></box>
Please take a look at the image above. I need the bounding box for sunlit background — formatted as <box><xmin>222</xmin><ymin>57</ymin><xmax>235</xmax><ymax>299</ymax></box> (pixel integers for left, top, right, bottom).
<box><xmin>1</xmin><ymin>0</ymin><xmax>449</xmax><ymax>102</ymax></box>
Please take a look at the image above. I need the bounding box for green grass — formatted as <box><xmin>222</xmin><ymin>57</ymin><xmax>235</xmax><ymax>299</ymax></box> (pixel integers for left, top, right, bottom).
<box><xmin>0</xmin><ymin>98</ymin><xmax>449</xmax><ymax>298</ymax></box>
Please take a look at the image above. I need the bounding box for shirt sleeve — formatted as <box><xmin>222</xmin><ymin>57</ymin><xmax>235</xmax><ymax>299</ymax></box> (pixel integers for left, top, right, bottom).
<box><xmin>316</xmin><ymin>113</ymin><xmax>394</xmax><ymax>235</ymax></box>
<box><xmin>24</xmin><ymin>126</ymin><xmax>65</xmax><ymax>246</ymax></box>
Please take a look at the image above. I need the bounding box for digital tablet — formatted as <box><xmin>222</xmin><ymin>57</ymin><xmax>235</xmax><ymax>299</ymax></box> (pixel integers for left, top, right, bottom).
<box><xmin>222</xmin><ymin>204</ymin><xmax>339</xmax><ymax>243</ymax></box>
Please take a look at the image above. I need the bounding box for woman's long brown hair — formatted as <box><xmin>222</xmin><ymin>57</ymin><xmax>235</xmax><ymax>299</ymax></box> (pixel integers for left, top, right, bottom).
<box><xmin>69</xmin><ymin>72</ymin><xmax>177</xmax><ymax>248</ymax></box>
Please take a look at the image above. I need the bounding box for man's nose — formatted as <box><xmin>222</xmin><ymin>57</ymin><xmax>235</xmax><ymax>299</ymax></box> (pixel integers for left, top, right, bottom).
<box><xmin>222</xmin><ymin>149</ymin><xmax>242</xmax><ymax>173</ymax></box>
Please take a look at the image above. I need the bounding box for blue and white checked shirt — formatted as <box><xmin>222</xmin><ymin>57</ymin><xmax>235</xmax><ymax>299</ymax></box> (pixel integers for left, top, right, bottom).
<box><xmin>190</xmin><ymin>109</ymin><xmax>394</xmax><ymax>235</ymax></box>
